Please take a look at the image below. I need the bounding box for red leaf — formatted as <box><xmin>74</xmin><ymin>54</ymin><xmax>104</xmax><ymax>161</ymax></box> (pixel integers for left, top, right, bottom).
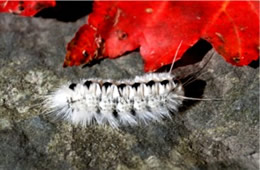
<box><xmin>202</xmin><ymin>1</ymin><xmax>259</xmax><ymax>66</ymax></box>
<box><xmin>64</xmin><ymin>1</ymin><xmax>259</xmax><ymax>72</ymax></box>
<box><xmin>64</xmin><ymin>24</ymin><xmax>98</xmax><ymax>67</ymax></box>
<box><xmin>0</xmin><ymin>1</ymin><xmax>56</xmax><ymax>16</ymax></box>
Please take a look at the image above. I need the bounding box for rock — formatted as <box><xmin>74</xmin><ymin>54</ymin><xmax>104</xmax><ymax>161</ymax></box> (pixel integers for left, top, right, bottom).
<box><xmin>0</xmin><ymin>13</ymin><xmax>258</xmax><ymax>170</ymax></box>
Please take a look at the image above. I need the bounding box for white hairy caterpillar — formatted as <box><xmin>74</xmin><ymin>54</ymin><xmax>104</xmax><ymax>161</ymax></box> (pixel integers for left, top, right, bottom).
<box><xmin>44</xmin><ymin>73</ymin><xmax>185</xmax><ymax>128</ymax></box>
<box><xmin>44</xmin><ymin>41</ymin><xmax>211</xmax><ymax>128</ymax></box>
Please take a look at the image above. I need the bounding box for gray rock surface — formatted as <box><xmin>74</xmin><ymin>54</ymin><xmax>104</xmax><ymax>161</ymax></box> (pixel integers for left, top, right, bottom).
<box><xmin>0</xmin><ymin>14</ymin><xmax>258</xmax><ymax>170</ymax></box>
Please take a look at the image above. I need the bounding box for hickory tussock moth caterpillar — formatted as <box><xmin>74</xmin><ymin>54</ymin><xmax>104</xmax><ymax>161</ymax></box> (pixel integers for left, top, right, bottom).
<box><xmin>44</xmin><ymin>72</ymin><xmax>184</xmax><ymax>128</ymax></box>
<box><xmin>44</xmin><ymin>41</ymin><xmax>204</xmax><ymax>128</ymax></box>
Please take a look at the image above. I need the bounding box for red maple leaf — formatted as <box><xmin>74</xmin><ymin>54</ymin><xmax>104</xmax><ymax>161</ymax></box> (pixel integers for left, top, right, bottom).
<box><xmin>64</xmin><ymin>1</ymin><xmax>259</xmax><ymax>72</ymax></box>
<box><xmin>0</xmin><ymin>0</ymin><xmax>56</xmax><ymax>16</ymax></box>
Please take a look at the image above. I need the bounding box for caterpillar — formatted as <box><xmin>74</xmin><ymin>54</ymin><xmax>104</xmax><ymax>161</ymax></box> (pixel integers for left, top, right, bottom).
<box><xmin>44</xmin><ymin>41</ymin><xmax>209</xmax><ymax>128</ymax></box>
<box><xmin>44</xmin><ymin>73</ymin><xmax>184</xmax><ymax>128</ymax></box>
